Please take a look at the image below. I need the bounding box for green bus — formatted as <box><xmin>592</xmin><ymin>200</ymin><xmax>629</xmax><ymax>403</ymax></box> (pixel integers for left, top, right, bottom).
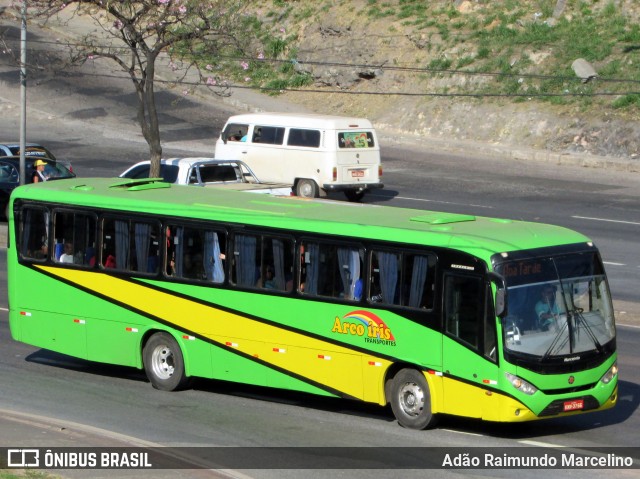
<box><xmin>7</xmin><ymin>177</ymin><xmax>618</xmax><ymax>429</ymax></box>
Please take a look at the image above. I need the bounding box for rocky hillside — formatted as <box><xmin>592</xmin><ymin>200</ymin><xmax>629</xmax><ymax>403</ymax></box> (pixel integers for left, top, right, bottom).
<box><xmin>248</xmin><ymin>0</ymin><xmax>640</xmax><ymax>160</ymax></box>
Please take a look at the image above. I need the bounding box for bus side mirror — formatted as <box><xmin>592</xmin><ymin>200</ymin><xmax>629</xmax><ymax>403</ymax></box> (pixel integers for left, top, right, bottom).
<box><xmin>495</xmin><ymin>289</ymin><xmax>507</xmax><ymax>318</ymax></box>
<box><xmin>488</xmin><ymin>271</ymin><xmax>507</xmax><ymax>318</ymax></box>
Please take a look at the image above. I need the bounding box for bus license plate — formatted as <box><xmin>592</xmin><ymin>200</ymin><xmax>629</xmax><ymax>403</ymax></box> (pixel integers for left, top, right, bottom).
<box><xmin>351</xmin><ymin>170</ymin><xmax>365</xmax><ymax>177</ymax></box>
<box><xmin>563</xmin><ymin>399</ymin><xmax>584</xmax><ymax>412</ymax></box>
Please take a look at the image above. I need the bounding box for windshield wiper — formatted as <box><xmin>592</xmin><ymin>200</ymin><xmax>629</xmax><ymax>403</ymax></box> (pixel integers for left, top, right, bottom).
<box><xmin>542</xmin><ymin>319</ymin><xmax>570</xmax><ymax>360</ymax></box>
<box><xmin>571</xmin><ymin>307</ymin><xmax>604</xmax><ymax>353</ymax></box>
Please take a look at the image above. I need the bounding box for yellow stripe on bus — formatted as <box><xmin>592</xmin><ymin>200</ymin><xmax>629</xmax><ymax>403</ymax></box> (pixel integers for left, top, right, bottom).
<box><xmin>40</xmin><ymin>266</ymin><xmax>392</xmax><ymax>402</ymax></box>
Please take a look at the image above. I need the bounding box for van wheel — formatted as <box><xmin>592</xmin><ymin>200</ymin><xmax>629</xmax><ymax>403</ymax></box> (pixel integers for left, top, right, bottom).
<box><xmin>344</xmin><ymin>190</ymin><xmax>365</xmax><ymax>202</ymax></box>
<box><xmin>143</xmin><ymin>332</ymin><xmax>190</xmax><ymax>391</ymax></box>
<box><xmin>389</xmin><ymin>369</ymin><xmax>438</xmax><ymax>429</ymax></box>
<box><xmin>295</xmin><ymin>179</ymin><xmax>319</xmax><ymax>198</ymax></box>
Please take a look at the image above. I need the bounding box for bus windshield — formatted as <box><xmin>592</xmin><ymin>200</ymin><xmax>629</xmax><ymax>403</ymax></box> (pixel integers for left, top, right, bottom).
<box><xmin>496</xmin><ymin>252</ymin><xmax>615</xmax><ymax>360</ymax></box>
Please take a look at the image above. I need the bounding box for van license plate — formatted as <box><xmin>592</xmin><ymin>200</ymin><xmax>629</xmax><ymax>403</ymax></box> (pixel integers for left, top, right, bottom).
<box><xmin>563</xmin><ymin>399</ymin><xmax>584</xmax><ymax>412</ymax></box>
<box><xmin>351</xmin><ymin>170</ymin><xmax>365</xmax><ymax>177</ymax></box>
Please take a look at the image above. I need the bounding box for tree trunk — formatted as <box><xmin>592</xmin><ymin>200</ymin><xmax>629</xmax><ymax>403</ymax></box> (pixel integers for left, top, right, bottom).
<box><xmin>140</xmin><ymin>52</ymin><xmax>162</xmax><ymax>178</ymax></box>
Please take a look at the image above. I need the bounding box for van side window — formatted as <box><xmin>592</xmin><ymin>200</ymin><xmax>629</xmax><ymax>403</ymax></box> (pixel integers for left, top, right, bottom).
<box><xmin>225</xmin><ymin>123</ymin><xmax>249</xmax><ymax>141</ymax></box>
<box><xmin>287</xmin><ymin>129</ymin><xmax>321</xmax><ymax>148</ymax></box>
<box><xmin>338</xmin><ymin>131</ymin><xmax>375</xmax><ymax>148</ymax></box>
<box><xmin>253</xmin><ymin>126</ymin><xmax>285</xmax><ymax>145</ymax></box>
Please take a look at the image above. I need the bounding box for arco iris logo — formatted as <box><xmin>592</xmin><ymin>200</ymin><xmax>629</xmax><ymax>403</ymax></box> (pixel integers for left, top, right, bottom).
<box><xmin>331</xmin><ymin>310</ymin><xmax>396</xmax><ymax>346</ymax></box>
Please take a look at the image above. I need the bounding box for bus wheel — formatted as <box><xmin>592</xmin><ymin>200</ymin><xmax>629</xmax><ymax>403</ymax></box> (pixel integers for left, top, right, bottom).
<box><xmin>143</xmin><ymin>332</ymin><xmax>189</xmax><ymax>391</ymax></box>
<box><xmin>295</xmin><ymin>179</ymin><xmax>319</xmax><ymax>198</ymax></box>
<box><xmin>344</xmin><ymin>190</ymin><xmax>365</xmax><ymax>202</ymax></box>
<box><xmin>389</xmin><ymin>369</ymin><xmax>438</xmax><ymax>430</ymax></box>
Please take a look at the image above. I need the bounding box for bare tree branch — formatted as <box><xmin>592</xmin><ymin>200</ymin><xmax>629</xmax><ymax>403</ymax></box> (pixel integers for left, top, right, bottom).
<box><xmin>6</xmin><ymin>0</ymin><xmax>257</xmax><ymax>177</ymax></box>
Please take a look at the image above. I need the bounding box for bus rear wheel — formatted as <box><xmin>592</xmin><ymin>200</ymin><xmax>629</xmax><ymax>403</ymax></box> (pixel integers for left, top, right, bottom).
<box><xmin>389</xmin><ymin>369</ymin><xmax>438</xmax><ymax>430</ymax></box>
<box><xmin>295</xmin><ymin>179</ymin><xmax>319</xmax><ymax>198</ymax></box>
<box><xmin>143</xmin><ymin>332</ymin><xmax>189</xmax><ymax>391</ymax></box>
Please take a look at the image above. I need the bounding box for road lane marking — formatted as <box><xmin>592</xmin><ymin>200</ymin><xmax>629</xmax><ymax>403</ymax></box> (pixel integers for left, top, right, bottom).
<box><xmin>572</xmin><ymin>215</ymin><xmax>640</xmax><ymax>226</ymax></box>
<box><xmin>604</xmin><ymin>261</ymin><xmax>626</xmax><ymax>266</ymax></box>
<box><xmin>369</xmin><ymin>193</ymin><xmax>494</xmax><ymax>209</ymax></box>
<box><xmin>441</xmin><ymin>428</ymin><xmax>483</xmax><ymax>437</ymax></box>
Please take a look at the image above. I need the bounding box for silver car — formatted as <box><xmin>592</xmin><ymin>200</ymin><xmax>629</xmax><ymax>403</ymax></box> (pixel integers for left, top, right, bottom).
<box><xmin>119</xmin><ymin>157</ymin><xmax>292</xmax><ymax>195</ymax></box>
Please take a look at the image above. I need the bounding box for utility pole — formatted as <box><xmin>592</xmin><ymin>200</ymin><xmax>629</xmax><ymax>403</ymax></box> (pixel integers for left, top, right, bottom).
<box><xmin>19</xmin><ymin>0</ymin><xmax>27</xmax><ymax>185</ymax></box>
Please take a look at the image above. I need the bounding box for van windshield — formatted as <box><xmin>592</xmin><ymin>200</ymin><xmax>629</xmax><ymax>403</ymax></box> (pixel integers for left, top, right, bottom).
<box><xmin>338</xmin><ymin>131</ymin><xmax>375</xmax><ymax>148</ymax></box>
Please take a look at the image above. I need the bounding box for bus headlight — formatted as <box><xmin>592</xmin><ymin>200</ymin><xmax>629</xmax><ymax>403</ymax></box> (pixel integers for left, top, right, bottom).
<box><xmin>600</xmin><ymin>362</ymin><xmax>618</xmax><ymax>384</ymax></box>
<box><xmin>505</xmin><ymin>372</ymin><xmax>537</xmax><ymax>395</ymax></box>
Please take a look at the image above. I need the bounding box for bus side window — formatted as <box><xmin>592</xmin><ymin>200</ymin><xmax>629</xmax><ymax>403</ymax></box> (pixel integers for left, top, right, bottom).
<box><xmin>20</xmin><ymin>206</ymin><xmax>49</xmax><ymax>261</ymax></box>
<box><xmin>168</xmin><ymin>225</ymin><xmax>226</xmax><ymax>283</ymax></box>
<box><xmin>232</xmin><ymin>233</ymin><xmax>293</xmax><ymax>291</ymax></box>
<box><xmin>369</xmin><ymin>250</ymin><xmax>435</xmax><ymax>309</ymax></box>
<box><xmin>370</xmin><ymin>250</ymin><xmax>400</xmax><ymax>305</ymax></box>
<box><xmin>403</xmin><ymin>253</ymin><xmax>435</xmax><ymax>309</ymax></box>
<box><xmin>257</xmin><ymin>237</ymin><xmax>294</xmax><ymax>292</ymax></box>
<box><xmin>301</xmin><ymin>241</ymin><xmax>362</xmax><ymax>301</ymax></box>
<box><xmin>444</xmin><ymin>274</ymin><xmax>482</xmax><ymax>349</ymax></box>
<box><xmin>52</xmin><ymin>210</ymin><xmax>97</xmax><ymax>267</ymax></box>
<box><xmin>101</xmin><ymin>218</ymin><xmax>159</xmax><ymax>273</ymax></box>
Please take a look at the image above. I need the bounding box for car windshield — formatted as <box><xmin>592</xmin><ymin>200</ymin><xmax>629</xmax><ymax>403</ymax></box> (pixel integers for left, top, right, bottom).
<box><xmin>495</xmin><ymin>252</ymin><xmax>615</xmax><ymax>360</ymax></box>
<box><xmin>0</xmin><ymin>162</ymin><xmax>19</xmax><ymax>184</ymax></box>
<box><xmin>42</xmin><ymin>161</ymin><xmax>75</xmax><ymax>180</ymax></box>
<box><xmin>122</xmin><ymin>164</ymin><xmax>179</xmax><ymax>183</ymax></box>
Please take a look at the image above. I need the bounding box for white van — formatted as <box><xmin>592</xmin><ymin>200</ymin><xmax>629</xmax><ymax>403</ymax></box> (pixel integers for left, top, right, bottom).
<box><xmin>214</xmin><ymin>113</ymin><xmax>383</xmax><ymax>201</ymax></box>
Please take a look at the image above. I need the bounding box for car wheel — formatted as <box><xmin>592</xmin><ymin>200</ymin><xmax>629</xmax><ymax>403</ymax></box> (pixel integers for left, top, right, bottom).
<box><xmin>295</xmin><ymin>179</ymin><xmax>319</xmax><ymax>198</ymax></box>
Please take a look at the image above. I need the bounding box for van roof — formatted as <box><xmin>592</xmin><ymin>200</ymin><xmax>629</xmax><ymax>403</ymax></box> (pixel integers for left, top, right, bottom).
<box><xmin>224</xmin><ymin>113</ymin><xmax>374</xmax><ymax>130</ymax></box>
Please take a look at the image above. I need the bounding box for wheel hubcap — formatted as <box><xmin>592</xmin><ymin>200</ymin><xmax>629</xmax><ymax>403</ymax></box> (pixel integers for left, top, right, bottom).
<box><xmin>298</xmin><ymin>182</ymin><xmax>313</xmax><ymax>197</ymax></box>
<box><xmin>151</xmin><ymin>345</ymin><xmax>175</xmax><ymax>380</ymax></box>
<box><xmin>398</xmin><ymin>382</ymin><xmax>425</xmax><ymax>417</ymax></box>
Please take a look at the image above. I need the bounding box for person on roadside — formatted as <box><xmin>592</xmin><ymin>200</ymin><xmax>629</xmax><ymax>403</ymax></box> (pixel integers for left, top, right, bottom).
<box><xmin>32</xmin><ymin>159</ymin><xmax>48</xmax><ymax>183</ymax></box>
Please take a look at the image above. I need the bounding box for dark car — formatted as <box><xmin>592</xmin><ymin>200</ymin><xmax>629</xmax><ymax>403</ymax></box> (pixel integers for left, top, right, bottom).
<box><xmin>0</xmin><ymin>142</ymin><xmax>73</xmax><ymax>172</ymax></box>
<box><xmin>0</xmin><ymin>142</ymin><xmax>55</xmax><ymax>158</ymax></box>
<box><xmin>0</xmin><ymin>156</ymin><xmax>76</xmax><ymax>219</ymax></box>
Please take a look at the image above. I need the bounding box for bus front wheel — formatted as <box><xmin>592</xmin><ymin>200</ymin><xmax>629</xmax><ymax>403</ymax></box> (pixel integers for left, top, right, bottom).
<box><xmin>389</xmin><ymin>369</ymin><xmax>438</xmax><ymax>430</ymax></box>
<box><xmin>143</xmin><ymin>332</ymin><xmax>189</xmax><ymax>391</ymax></box>
<box><xmin>295</xmin><ymin>179</ymin><xmax>319</xmax><ymax>198</ymax></box>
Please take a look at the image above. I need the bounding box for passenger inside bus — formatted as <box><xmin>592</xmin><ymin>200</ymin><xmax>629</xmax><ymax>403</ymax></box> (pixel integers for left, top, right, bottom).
<box><xmin>59</xmin><ymin>242</ymin><xmax>75</xmax><ymax>263</ymax></box>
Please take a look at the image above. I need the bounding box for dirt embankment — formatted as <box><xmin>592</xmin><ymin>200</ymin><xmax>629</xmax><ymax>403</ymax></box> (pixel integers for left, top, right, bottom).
<box><xmin>265</xmin><ymin>0</ymin><xmax>640</xmax><ymax>163</ymax></box>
